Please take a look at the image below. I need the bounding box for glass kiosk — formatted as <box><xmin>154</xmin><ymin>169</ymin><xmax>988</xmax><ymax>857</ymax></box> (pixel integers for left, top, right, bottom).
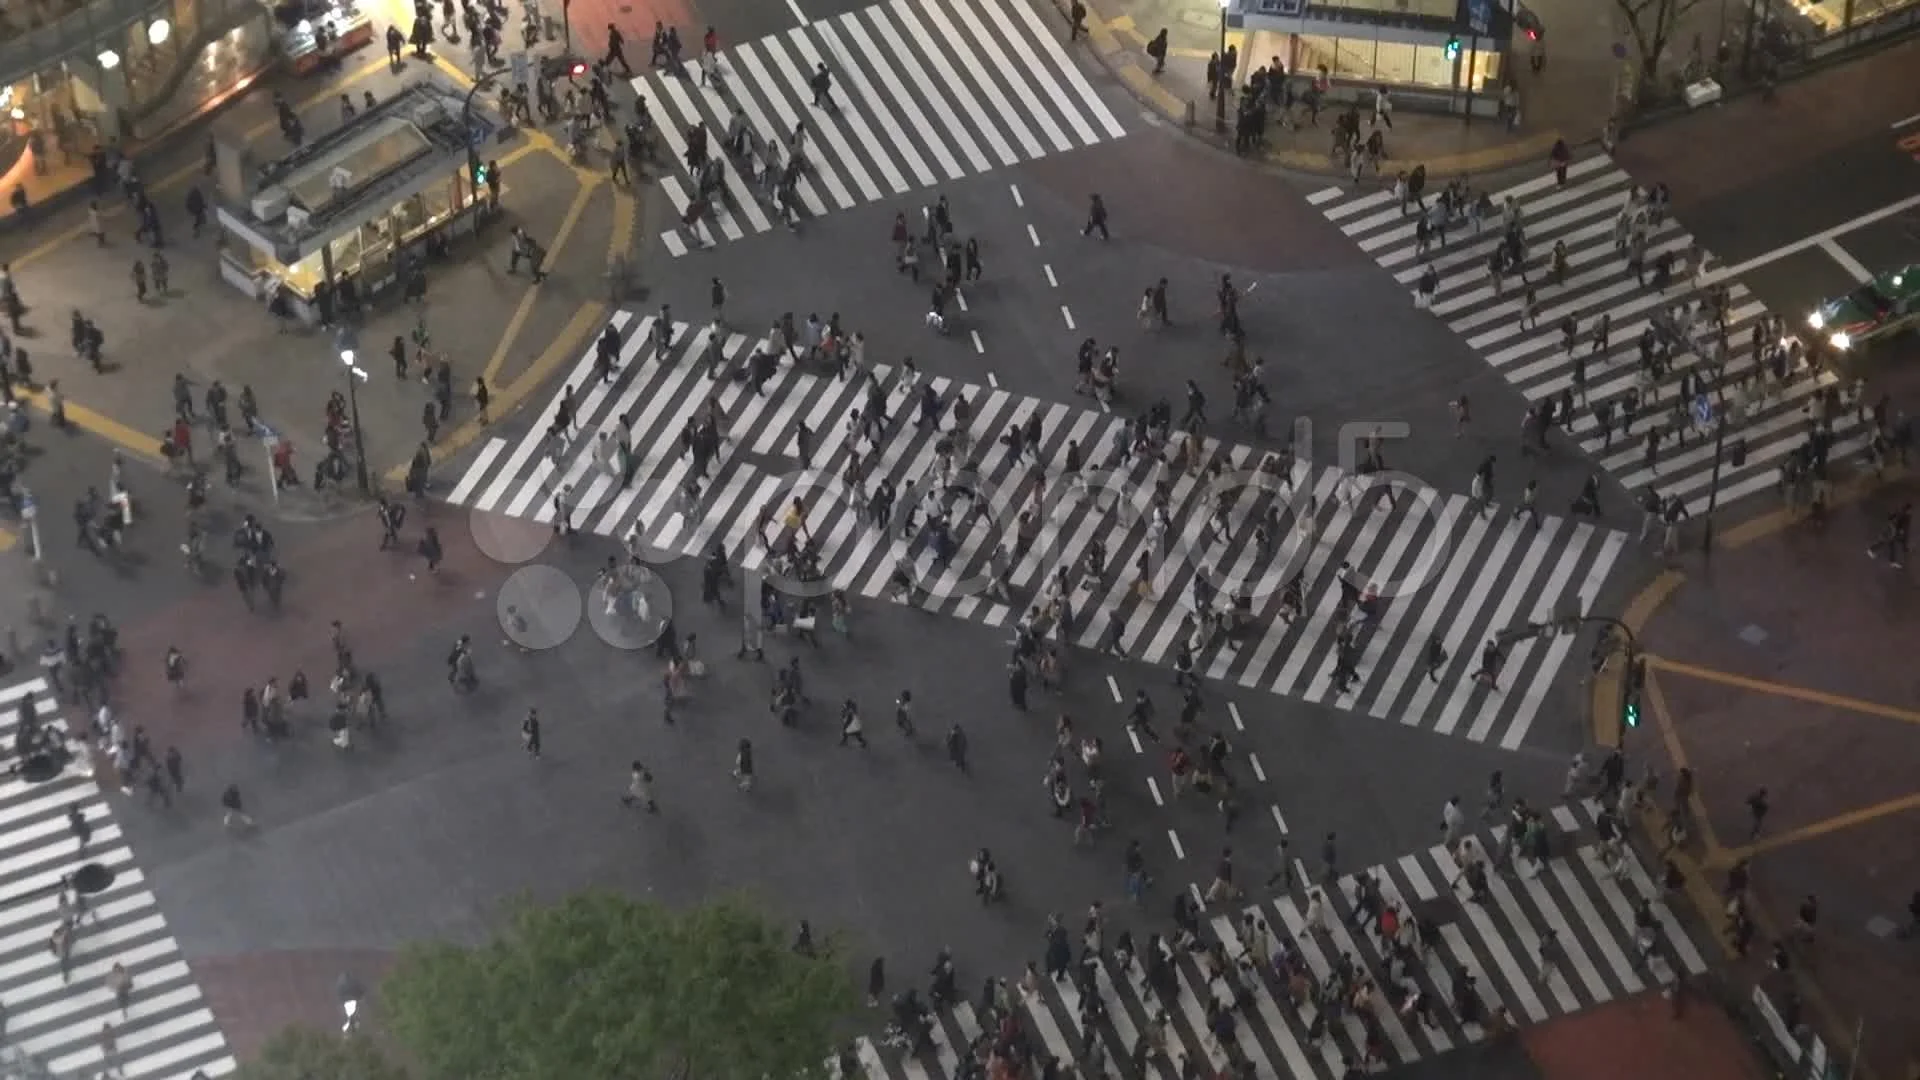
<box><xmin>212</xmin><ymin>79</ymin><xmax>500</xmax><ymax>325</ymax></box>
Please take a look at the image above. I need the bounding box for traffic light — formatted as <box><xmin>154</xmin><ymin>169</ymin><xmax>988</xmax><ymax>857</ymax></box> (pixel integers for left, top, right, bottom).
<box><xmin>471</xmin><ymin>159</ymin><xmax>491</xmax><ymax>186</ymax></box>
<box><xmin>1621</xmin><ymin>653</ymin><xmax>1647</xmax><ymax>732</ymax></box>
<box><xmin>1443</xmin><ymin>36</ymin><xmax>1462</xmax><ymax>61</ymax></box>
<box><xmin>567</xmin><ymin>59</ymin><xmax>589</xmax><ymax>79</ymax></box>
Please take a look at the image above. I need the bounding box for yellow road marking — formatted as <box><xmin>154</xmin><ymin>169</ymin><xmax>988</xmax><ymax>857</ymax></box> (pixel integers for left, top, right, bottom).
<box><xmin>1639</xmin><ymin>663</ymin><xmax>1875</xmax><ymax>1080</ymax></box>
<box><xmin>1648</xmin><ymin>656</ymin><xmax>1920</xmax><ymax>726</ymax></box>
<box><xmin>1644</xmin><ymin>664</ymin><xmax>1727</xmax><ymax>856</ymax></box>
<box><xmin>1724</xmin><ymin>792</ymin><xmax>1920</xmax><ymax>860</ymax></box>
<box><xmin>0</xmin><ymin>526</ymin><xmax>15</xmax><ymax>552</ymax></box>
<box><xmin>1722</xmin><ymin>463</ymin><xmax>1909</xmax><ymax>549</ymax></box>
<box><xmin>1590</xmin><ymin>569</ymin><xmax>1684</xmax><ymax>748</ymax></box>
<box><xmin>390</xmin><ymin>299</ymin><xmax>606</xmax><ymax>484</ymax></box>
<box><xmin>608</xmin><ymin>186</ymin><xmax>636</xmax><ymax>264</ymax></box>
<box><xmin>18</xmin><ymin>388</ymin><xmax>165</xmax><ymax>465</ymax></box>
<box><xmin>480</xmin><ymin>176</ymin><xmax>600</xmax><ymax>386</ymax></box>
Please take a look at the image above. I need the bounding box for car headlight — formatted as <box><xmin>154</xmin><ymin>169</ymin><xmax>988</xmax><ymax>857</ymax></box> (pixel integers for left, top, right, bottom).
<box><xmin>1830</xmin><ymin>332</ymin><xmax>1851</xmax><ymax>350</ymax></box>
<box><xmin>1806</xmin><ymin>310</ymin><xmax>1825</xmax><ymax>330</ymax></box>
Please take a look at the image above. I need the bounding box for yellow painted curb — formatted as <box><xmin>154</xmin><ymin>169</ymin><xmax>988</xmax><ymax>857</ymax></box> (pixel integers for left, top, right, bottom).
<box><xmin>608</xmin><ymin>187</ymin><xmax>637</xmax><ymax>264</ymax></box>
<box><xmin>1268</xmin><ymin>130</ymin><xmax>1563</xmax><ymax>180</ymax></box>
<box><xmin>19</xmin><ymin>389</ymin><xmax>166</xmax><ymax>466</ymax></box>
<box><xmin>391</xmin><ymin>300</ymin><xmax>606</xmax><ymax>485</ymax></box>
<box><xmin>1721</xmin><ymin>463</ymin><xmax>1910</xmax><ymax>549</ymax></box>
<box><xmin>480</xmin><ymin>176</ymin><xmax>601</xmax><ymax>386</ymax></box>
<box><xmin>1119</xmin><ymin>66</ymin><xmax>1188</xmax><ymax>122</ymax></box>
<box><xmin>1589</xmin><ymin>568</ymin><xmax>1685</xmax><ymax>748</ymax></box>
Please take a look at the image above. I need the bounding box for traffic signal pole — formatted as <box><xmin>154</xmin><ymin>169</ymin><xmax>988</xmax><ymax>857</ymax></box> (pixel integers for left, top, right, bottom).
<box><xmin>1498</xmin><ymin>613</ymin><xmax>1644</xmax><ymax>746</ymax></box>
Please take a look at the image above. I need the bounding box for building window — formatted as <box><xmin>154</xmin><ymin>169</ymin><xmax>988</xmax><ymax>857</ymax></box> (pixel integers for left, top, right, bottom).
<box><xmin>175</xmin><ymin>0</ymin><xmax>204</xmax><ymax>42</ymax></box>
<box><xmin>1371</xmin><ymin>40</ymin><xmax>1417</xmax><ymax>83</ymax></box>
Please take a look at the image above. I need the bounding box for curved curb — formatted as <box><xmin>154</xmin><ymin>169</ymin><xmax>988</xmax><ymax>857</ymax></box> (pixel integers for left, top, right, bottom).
<box><xmin>1587</xmin><ymin>463</ymin><xmax>1910</xmax><ymax>750</ymax></box>
<box><xmin>1594</xmin><ymin>466</ymin><xmax>1914</xmax><ymax>1080</ymax></box>
<box><xmin>1043</xmin><ymin>0</ymin><xmax>1578</xmax><ymax>183</ymax></box>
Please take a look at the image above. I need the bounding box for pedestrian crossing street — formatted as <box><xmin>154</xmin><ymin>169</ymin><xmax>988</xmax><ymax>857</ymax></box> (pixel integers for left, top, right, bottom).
<box><xmin>1308</xmin><ymin>155</ymin><xmax>1870</xmax><ymax>517</ymax></box>
<box><xmin>447</xmin><ymin>311</ymin><xmax>1627</xmax><ymax>750</ymax></box>
<box><xmin>846</xmin><ymin>799</ymin><xmax>1708</xmax><ymax>1080</ymax></box>
<box><xmin>636</xmin><ymin>0</ymin><xmax>1127</xmax><ymax>256</ymax></box>
<box><xmin>0</xmin><ymin>678</ymin><xmax>237</xmax><ymax>1079</ymax></box>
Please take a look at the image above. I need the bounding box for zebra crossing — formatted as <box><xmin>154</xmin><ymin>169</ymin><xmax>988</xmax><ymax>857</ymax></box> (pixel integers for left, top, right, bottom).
<box><xmin>636</xmin><ymin>0</ymin><xmax>1127</xmax><ymax>256</ymax></box>
<box><xmin>846</xmin><ymin>799</ymin><xmax>1708</xmax><ymax>1080</ymax></box>
<box><xmin>0</xmin><ymin>678</ymin><xmax>237</xmax><ymax>1079</ymax></box>
<box><xmin>1307</xmin><ymin>156</ymin><xmax>1870</xmax><ymax>517</ymax></box>
<box><xmin>446</xmin><ymin>311</ymin><xmax>1627</xmax><ymax>750</ymax></box>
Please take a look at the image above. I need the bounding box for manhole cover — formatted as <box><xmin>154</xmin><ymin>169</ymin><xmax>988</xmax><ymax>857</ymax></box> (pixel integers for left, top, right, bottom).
<box><xmin>1737</xmin><ymin>624</ymin><xmax>1769</xmax><ymax>646</ymax></box>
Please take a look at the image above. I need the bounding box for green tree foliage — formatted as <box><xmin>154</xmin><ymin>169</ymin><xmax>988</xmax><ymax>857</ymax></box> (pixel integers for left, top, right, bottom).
<box><xmin>235</xmin><ymin>1026</ymin><xmax>412</xmax><ymax>1080</ymax></box>
<box><xmin>379</xmin><ymin>890</ymin><xmax>858</xmax><ymax>1080</ymax></box>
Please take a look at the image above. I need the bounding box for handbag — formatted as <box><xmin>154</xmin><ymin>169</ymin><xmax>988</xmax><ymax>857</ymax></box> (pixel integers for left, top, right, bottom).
<box><xmin>793</xmin><ymin>615</ymin><xmax>817</xmax><ymax>632</ymax></box>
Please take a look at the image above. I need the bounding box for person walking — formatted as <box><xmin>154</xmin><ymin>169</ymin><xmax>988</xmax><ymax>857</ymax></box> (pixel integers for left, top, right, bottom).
<box><xmin>521</xmin><ymin>709</ymin><xmax>542</xmax><ymax>759</ymax></box>
<box><xmin>838</xmin><ymin>700</ymin><xmax>868</xmax><ymax>748</ymax></box>
<box><xmin>106</xmin><ymin>961</ymin><xmax>134</xmax><ymax>1015</ymax></box>
<box><xmin>733</xmin><ymin>738</ymin><xmax>755</xmax><ymax>790</ymax></box>
<box><xmin>622</xmin><ymin>761</ymin><xmax>658</xmax><ymax>813</ymax></box>
<box><xmin>945</xmin><ymin>723</ymin><xmax>969</xmax><ymax>774</ymax></box>
<box><xmin>220</xmin><ymin>784</ymin><xmax>254</xmax><ymax>830</ymax></box>
<box><xmin>67</xmin><ymin>804</ymin><xmax>91</xmax><ymax>853</ymax></box>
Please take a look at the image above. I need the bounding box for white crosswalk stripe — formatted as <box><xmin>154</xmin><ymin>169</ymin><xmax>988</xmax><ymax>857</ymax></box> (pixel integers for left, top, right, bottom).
<box><xmin>0</xmin><ymin>679</ymin><xmax>237</xmax><ymax>1080</ymax></box>
<box><xmin>837</xmin><ymin>800</ymin><xmax>1707</xmax><ymax>1080</ymax></box>
<box><xmin>445</xmin><ymin>312</ymin><xmax>1625</xmax><ymax>748</ymax></box>
<box><xmin>1310</xmin><ymin>156</ymin><xmax>1872</xmax><ymax>518</ymax></box>
<box><xmin>639</xmin><ymin>0</ymin><xmax>1127</xmax><ymax>256</ymax></box>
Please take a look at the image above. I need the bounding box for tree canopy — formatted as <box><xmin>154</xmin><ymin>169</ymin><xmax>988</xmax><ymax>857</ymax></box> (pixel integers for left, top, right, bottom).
<box><xmin>378</xmin><ymin>890</ymin><xmax>859</xmax><ymax>1080</ymax></box>
<box><xmin>1615</xmin><ymin>0</ymin><xmax>1708</xmax><ymax>84</ymax></box>
<box><xmin>235</xmin><ymin>1026</ymin><xmax>412</xmax><ymax>1080</ymax></box>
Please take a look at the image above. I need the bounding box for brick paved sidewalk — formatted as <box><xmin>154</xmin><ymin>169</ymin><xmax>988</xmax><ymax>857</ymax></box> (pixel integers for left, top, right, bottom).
<box><xmin>1638</xmin><ymin>469</ymin><xmax>1920</xmax><ymax>1080</ymax></box>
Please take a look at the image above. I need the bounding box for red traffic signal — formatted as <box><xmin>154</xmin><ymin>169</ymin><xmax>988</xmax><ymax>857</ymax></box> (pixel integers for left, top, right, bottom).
<box><xmin>567</xmin><ymin>60</ymin><xmax>589</xmax><ymax>78</ymax></box>
<box><xmin>1525</xmin><ymin>27</ymin><xmax>1539</xmax><ymax>40</ymax></box>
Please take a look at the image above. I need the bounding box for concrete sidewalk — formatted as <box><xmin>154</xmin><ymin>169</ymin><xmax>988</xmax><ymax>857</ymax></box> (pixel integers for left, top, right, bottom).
<box><xmin>1045</xmin><ymin>0</ymin><xmax>1674</xmax><ymax>181</ymax></box>
<box><xmin>0</xmin><ymin>29</ymin><xmax>645</xmax><ymax>523</ymax></box>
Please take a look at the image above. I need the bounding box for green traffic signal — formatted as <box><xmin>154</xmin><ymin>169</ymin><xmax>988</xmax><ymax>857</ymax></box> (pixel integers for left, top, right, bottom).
<box><xmin>1623</xmin><ymin>699</ymin><xmax>1641</xmax><ymax>728</ymax></box>
<box><xmin>1443</xmin><ymin>36</ymin><xmax>1462</xmax><ymax>61</ymax></box>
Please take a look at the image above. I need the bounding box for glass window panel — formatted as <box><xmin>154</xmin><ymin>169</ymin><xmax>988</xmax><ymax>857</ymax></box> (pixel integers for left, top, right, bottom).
<box><xmin>1372</xmin><ymin>40</ymin><xmax>1416</xmax><ymax>84</ymax></box>
<box><xmin>1331</xmin><ymin>36</ymin><xmax>1376</xmax><ymax>79</ymax></box>
<box><xmin>1470</xmin><ymin>48</ymin><xmax>1502</xmax><ymax>91</ymax></box>
<box><xmin>1410</xmin><ymin>43</ymin><xmax>1455</xmax><ymax>87</ymax></box>
<box><xmin>1293</xmin><ymin>35</ymin><xmax>1338</xmax><ymax>78</ymax></box>
<box><xmin>418</xmin><ymin>178</ymin><xmax>451</xmax><ymax>224</ymax></box>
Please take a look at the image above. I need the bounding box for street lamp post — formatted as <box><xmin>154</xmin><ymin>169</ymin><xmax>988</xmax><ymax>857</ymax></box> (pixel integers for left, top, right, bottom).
<box><xmin>1214</xmin><ymin>0</ymin><xmax>1232</xmax><ymax>133</ymax></box>
<box><xmin>1701</xmin><ymin>409</ymin><xmax>1729</xmax><ymax>554</ymax></box>
<box><xmin>460</xmin><ymin>70</ymin><xmax>497</xmax><ymax>184</ymax></box>
<box><xmin>337</xmin><ymin>332</ymin><xmax>371</xmax><ymax>494</ymax></box>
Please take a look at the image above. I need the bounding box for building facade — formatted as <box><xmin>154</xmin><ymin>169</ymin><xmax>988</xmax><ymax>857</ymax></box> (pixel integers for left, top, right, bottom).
<box><xmin>0</xmin><ymin>0</ymin><xmax>272</xmax><ymax>203</ymax></box>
